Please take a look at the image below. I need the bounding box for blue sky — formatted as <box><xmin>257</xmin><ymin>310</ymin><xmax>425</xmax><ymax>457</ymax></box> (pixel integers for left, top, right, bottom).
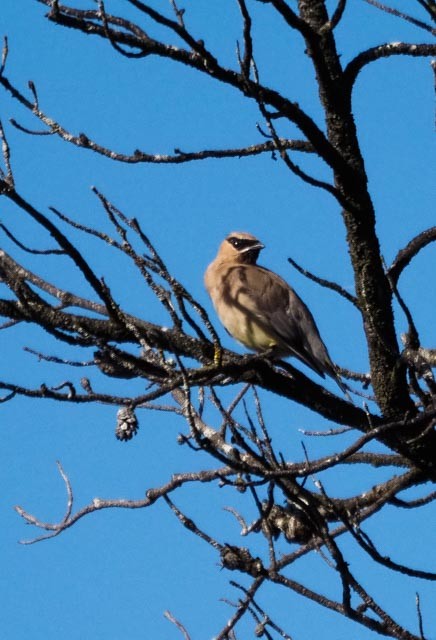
<box><xmin>0</xmin><ymin>1</ymin><xmax>435</xmax><ymax>639</ymax></box>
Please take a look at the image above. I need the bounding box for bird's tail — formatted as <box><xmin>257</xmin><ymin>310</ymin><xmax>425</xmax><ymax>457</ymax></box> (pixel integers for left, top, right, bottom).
<box><xmin>328</xmin><ymin>366</ymin><xmax>353</xmax><ymax>403</ymax></box>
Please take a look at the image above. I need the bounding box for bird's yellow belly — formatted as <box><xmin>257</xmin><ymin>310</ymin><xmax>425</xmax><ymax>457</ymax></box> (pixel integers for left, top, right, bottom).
<box><xmin>221</xmin><ymin>309</ymin><xmax>278</xmax><ymax>352</ymax></box>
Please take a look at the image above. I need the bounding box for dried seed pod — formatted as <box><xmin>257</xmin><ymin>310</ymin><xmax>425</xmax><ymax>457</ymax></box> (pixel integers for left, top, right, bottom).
<box><xmin>115</xmin><ymin>406</ymin><xmax>138</xmax><ymax>441</ymax></box>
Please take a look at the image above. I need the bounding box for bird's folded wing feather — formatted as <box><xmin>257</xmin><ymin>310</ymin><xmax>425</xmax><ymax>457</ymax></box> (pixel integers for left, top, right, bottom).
<box><xmin>234</xmin><ymin>266</ymin><xmax>331</xmax><ymax>376</ymax></box>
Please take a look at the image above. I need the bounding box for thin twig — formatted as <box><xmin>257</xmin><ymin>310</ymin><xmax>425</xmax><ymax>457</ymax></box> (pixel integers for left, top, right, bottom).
<box><xmin>415</xmin><ymin>592</ymin><xmax>426</xmax><ymax>640</ymax></box>
<box><xmin>163</xmin><ymin>611</ymin><xmax>191</xmax><ymax>640</ymax></box>
<box><xmin>287</xmin><ymin>256</ymin><xmax>358</xmax><ymax>307</ymax></box>
<box><xmin>0</xmin><ymin>222</ymin><xmax>64</xmax><ymax>255</ymax></box>
<box><xmin>0</xmin><ymin>36</ymin><xmax>9</xmax><ymax>76</ymax></box>
<box><xmin>363</xmin><ymin>0</ymin><xmax>436</xmax><ymax>34</ymax></box>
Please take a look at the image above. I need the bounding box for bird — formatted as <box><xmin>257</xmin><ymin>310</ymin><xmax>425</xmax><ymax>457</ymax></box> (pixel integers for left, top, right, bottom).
<box><xmin>204</xmin><ymin>231</ymin><xmax>346</xmax><ymax>392</ymax></box>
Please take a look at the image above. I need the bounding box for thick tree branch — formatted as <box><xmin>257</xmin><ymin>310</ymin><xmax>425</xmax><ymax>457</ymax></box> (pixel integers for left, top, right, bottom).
<box><xmin>297</xmin><ymin>0</ymin><xmax>415</xmax><ymax>418</ymax></box>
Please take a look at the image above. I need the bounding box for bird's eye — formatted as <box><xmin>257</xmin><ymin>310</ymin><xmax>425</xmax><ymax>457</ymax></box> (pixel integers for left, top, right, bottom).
<box><xmin>228</xmin><ymin>237</ymin><xmax>242</xmax><ymax>249</ymax></box>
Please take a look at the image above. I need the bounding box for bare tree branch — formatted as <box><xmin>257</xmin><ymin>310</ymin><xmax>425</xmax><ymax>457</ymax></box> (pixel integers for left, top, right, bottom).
<box><xmin>363</xmin><ymin>0</ymin><xmax>436</xmax><ymax>35</ymax></box>
<box><xmin>1</xmin><ymin>2</ymin><xmax>435</xmax><ymax>637</ymax></box>
<box><xmin>388</xmin><ymin>227</ymin><xmax>436</xmax><ymax>286</ymax></box>
<box><xmin>346</xmin><ymin>42</ymin><xmax>436</xmax><ymax>87</ymax></box>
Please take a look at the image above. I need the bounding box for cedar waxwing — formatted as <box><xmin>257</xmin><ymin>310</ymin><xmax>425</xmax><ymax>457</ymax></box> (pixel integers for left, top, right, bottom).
<box><xmin>205</xmin><ymin>231</ymin><xmax>345</xmax><ymax>391</ymax></box>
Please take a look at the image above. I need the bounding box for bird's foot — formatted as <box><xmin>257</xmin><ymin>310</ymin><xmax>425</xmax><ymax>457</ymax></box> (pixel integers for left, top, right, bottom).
<box><xmin>213</xmin><ymin>343</ymin><xmax>223</xmax><ymax>367</ymax></box>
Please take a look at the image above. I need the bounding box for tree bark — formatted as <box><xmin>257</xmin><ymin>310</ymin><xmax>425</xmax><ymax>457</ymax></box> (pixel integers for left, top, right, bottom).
<box><xmin>298</xmin><ymin>0</ymin><xmax>414</xmax><ymax>419</ymax></box>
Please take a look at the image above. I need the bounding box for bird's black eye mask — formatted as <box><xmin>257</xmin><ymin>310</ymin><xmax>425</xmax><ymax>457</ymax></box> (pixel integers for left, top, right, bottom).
<box><xmin>227</xmin><ymin>236</ymin><xmax>260</xmax><ymax>251</ymax></box>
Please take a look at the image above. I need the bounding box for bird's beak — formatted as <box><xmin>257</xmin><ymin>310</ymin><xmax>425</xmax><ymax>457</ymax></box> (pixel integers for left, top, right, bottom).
<box><xmin>240</xmin><ymin>242</ymin><xmax>265</xmax><ymax>253</ymax></box>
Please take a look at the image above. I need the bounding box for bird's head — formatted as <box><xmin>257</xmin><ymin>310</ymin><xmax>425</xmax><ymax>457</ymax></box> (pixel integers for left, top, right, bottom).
<box><xmin>217</xmin><ymin>232</ymin><xmax>265</xmax><ymax>265</ymax></box>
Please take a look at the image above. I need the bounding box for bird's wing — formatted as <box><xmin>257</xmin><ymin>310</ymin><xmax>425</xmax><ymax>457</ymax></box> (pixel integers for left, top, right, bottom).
<box><xmin>237</xmin><ymin>265</ymin><xmax>332</xmax><ymax>376</ymax></box>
